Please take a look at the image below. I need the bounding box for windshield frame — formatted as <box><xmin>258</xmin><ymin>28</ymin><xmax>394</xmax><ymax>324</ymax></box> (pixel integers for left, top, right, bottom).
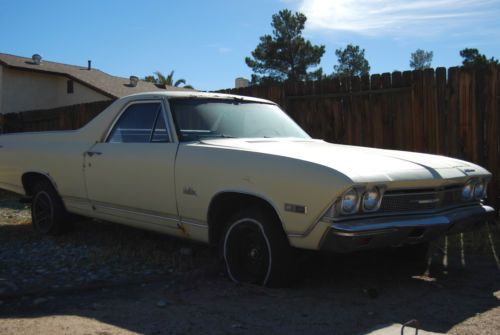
<box><xmin>167</xmin><ymin>97</ymin><xmax>310</xmax><ymax>142</ymax></box>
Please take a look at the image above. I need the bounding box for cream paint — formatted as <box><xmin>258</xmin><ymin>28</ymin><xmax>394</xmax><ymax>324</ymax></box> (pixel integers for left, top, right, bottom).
<box><xmin>0</xmin><ymin>91</ymin><xmax>492</xmax><ymax>250</ymax></box>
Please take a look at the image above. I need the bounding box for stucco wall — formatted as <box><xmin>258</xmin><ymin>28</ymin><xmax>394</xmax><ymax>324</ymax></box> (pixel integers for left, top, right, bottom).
<box><xmin>0</xmin><ymin>67</ymin><xmax>111</xmax><ymax>114</ymax></box>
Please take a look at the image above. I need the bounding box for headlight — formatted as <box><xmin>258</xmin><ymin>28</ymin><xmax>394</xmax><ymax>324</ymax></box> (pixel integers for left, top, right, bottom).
<box><xmin>474</xmin><ymin>181</ymin><xmax>486</xmax><ymax>199</ymax></box>
<box><xmin>341</xmin><ymin>188</ymin><xmax>359</xmax><ymax>214</ymax></box>
<box><xmin>462</xmin><ymin>180</ymin><xmax>474</xmax><ymax>201</ymax></box>
<box><xmin>362</xmin><ymin>187</ymin><xmax>381</xmax><ymax>212</ymax></box>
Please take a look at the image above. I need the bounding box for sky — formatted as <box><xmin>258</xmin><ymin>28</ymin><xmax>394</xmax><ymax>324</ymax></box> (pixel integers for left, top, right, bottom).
<box><xmin>0</xmin><ymin>0</ymin><xmax>499</xmax><ymax>91</ymax></box>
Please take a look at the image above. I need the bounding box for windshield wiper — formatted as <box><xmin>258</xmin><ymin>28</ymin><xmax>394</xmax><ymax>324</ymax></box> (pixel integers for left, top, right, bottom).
<box><xmin>199</xmin><ymin>133</ymin><xmax>236</xmax><ymax>139</ymax></box>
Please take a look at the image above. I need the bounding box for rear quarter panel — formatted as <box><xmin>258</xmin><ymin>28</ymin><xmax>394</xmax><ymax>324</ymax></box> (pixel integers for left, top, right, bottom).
<box><xmin>0</xmin><ymin>131</ymin><xmax>90</xmax><ymax>199</ymax></box>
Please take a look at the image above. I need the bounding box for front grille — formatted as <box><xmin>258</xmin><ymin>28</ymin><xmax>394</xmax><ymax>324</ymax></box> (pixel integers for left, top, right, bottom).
<box><xmin>380</xmin><ymin>186</ymin><xmax>464</xmax><ymax>213</ymax></box>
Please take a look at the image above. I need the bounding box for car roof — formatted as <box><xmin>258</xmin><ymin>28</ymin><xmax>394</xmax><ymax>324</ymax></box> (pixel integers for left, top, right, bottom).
<box><xmin>123</xmin><ymin>90</ymin><xmax>276</xmax><ymax>104</ymax></box>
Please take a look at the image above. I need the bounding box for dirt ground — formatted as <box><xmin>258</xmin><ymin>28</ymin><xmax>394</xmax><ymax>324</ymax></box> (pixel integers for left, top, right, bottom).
<box><xmin>1</xmin><ymin>190</ymin><xmax>500</xmax><ymax>335</ymax></box>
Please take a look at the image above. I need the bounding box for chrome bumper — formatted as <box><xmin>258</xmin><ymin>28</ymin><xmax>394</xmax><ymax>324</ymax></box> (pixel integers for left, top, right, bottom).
<box><xmin>320</xmin><ymin>205</ymin><xmax>496</xmax><ymax>253</ymax></box>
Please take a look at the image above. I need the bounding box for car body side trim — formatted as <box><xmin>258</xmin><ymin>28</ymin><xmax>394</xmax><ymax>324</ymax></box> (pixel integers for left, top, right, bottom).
<box><xmin>93</xmin><ymin>201</ymin><xmax>180</xmax><ymax>223</ymax></box>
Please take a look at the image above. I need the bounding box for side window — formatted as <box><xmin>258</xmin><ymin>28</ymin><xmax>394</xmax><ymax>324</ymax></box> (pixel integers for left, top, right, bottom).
<box><xmin>108</xmin><ymin>103</ymin><xmax>162</xmax><ymax>143</ymax></box>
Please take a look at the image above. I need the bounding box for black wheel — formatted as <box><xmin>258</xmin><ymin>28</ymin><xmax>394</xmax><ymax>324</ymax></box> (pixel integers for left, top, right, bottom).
<box><xmin>31</xmin><ymin>180</ymin><xmax>69</xmax><ymax>235</ymax></box>
<box><xmin>222</xmin><ymin>207</ymin><xmax>295</xmax><ymax>287</ymax></box>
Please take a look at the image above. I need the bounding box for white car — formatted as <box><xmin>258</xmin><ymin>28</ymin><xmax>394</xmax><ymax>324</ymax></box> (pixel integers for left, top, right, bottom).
<box><xmin>0</xmin><ymin>91</ymin><xmax>494</xmax><ymax>286</ymax></box>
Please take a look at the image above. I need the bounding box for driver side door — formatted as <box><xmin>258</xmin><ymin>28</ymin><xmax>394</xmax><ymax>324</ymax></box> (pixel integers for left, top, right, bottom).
<box><xmin>83</xmin><ymin>100</ymin><xmax>181</xmax><ymax>232</ymax></box>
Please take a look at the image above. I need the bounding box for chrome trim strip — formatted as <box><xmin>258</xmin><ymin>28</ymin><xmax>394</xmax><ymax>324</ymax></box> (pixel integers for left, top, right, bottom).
<box><xmin>162</xmin><ymin>97</ymin><xmax>179</xmax><ymax>143</ymax></box>
<box><xmin>181</xmin><ymin>218</ymin><xmax>208</xmax><ymax>229</ymax></box>
<box><xmin>94</xmin><ymin>210</ymin><xmax>180</xmax><ymax>230</ymax></box>
<box><xmin>93</xmin><ymin>201</ymin><xmax>180</xmax><ymax>222</ymax></box>
<box><xmin>383</xmin><ymin>186</ymin><xmax>462</xmax><ymax>197</ymax></box>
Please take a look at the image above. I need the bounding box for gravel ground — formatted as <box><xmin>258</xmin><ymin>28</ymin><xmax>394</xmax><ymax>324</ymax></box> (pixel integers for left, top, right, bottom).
<box><xmin>0</xmin><ymin>190</ymin><xmax>216</xmax><ymax>296</ymax></box>
<box><xmin>1</xmin><ymin>189</ymin><xmax>499</xmax><ymax>334</ymax></box>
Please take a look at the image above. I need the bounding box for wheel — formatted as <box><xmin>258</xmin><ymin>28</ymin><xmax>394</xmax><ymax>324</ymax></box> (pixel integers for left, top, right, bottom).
<box><xmin>31</xmin><ymin>180</ymin><xmax>70</xmax><ymax>235</ymax></box>
<box><xmin>222</xmin><ymin>207</ymin><xmax>295</xmax><ymax>287</ymax></box>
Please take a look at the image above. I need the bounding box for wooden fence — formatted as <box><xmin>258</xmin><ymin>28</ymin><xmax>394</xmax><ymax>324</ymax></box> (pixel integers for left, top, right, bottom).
<box><xmin>0</xmin><ymin>100</ymin><xmax>114</xmax><ymax>133</ymax></box>
<box><xmin>219</xmin><ymin>66</ymin><xmax>500</xmax><ymax>212</ymax></box>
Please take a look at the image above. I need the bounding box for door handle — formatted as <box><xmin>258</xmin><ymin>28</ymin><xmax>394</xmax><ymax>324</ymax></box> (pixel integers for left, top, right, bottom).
<box><xmin>86</xmin><ymin>151</ymin><xmax>102</xmax><ymax>157</ymax></box>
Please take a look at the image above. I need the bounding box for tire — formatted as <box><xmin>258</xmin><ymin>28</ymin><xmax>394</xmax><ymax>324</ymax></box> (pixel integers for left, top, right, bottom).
<box><xmin>222</xmin><ymin>207</ymin><xmax>295</xmax><ymax>287</ymax></box>
<box><xmin>31</xmin><ymin>180</ymin><xmax>70</xmax><ymax>235</ymax></box>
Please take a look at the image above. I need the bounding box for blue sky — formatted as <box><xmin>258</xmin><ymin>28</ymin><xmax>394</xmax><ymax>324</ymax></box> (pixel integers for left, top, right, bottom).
<box><xmin>1</xmin><ymin>0</ymin><xmax>499</xmax><ymax>91</ymax></box>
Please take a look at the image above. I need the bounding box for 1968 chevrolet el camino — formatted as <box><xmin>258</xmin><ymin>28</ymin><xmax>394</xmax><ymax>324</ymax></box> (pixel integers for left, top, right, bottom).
<box><xmin>0</xmin><ymin>91</ymin><xmax>495</xmax><ymax>286</ymax></box>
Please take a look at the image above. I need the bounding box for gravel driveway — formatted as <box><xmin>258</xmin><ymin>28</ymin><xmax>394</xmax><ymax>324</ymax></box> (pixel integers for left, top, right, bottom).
<box><xmin>1</xmin><ymin>190</ymin><xmax>499</xmax><ymax>334</ymax></box>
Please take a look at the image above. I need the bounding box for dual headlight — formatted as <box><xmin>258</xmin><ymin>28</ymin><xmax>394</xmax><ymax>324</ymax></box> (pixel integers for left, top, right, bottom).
<box><xmin>341</xmin><ymin>187</ymin><xmax>382</xmax><ymax>215</ymax></box>
<box><xmin>462</xmin><ymin>179</ymin><xmax>487</xmax><ymax>201</ymax></box>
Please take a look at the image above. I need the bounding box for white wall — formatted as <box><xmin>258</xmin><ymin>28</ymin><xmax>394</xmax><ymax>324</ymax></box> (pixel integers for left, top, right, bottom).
<box><xmin>0</xmin><ymin>67</ymin><xmax>111</xmax><ymax>115</ymax></box>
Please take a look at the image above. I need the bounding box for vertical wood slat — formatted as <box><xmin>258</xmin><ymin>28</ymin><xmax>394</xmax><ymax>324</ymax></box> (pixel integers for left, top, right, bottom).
<box><xmin>370</xmin><ymin>74</ymin><xmax>382</xmax><ymax>148</ymax></box>
<box><xmin>423</xmin><ymin>68</ymin><xmax>437</xmax><ymax>153</ymax></box>
<box><xmin>459</xmin><ymin>68</ymin><xmax>475</xmax><ymax>161</ymax></box>
<box><xmin>401</xmin><ymin>71</ymin><xmax>413</xmax><ymax>151</ymax></box>
<box><xmin>447</xmin><ymin>67</ymin><xmax>460</xmax><ymax>158</ymax></box>
<box><xmin>360</xmin><ymin>74</ymin><xmax>371</xmax><ymax>147</ymax></box>
<box><xmin>391</xmin><ymin>72</ymin><xmax>403</xmax><ymax>150</ymax></box>
<box><xmin>412</xmin><ymin>70</ymin><xmax>425</xmax><ymax>152</ymax></box>
<box><xmin>350</xmin><ymin>76</ymin><xmax>362</xmax><ymax>146</ymax></box>
<box><xmin>435</xmin><ymin>67</ymin><xmax>447</xmax><ymax>155</ymax></box>
<box><xmin>380</xmin><ymin>73</ymin><xmax>392</xmax><ymax>149</ymax></box>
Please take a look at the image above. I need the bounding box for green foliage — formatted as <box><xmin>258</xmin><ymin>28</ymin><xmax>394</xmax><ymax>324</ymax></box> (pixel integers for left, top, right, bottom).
<box><xmin>143</xmin><ymin>70</ymin><xmax>194</xmax><ymax>89</ymax></box>
<box><xmin>245</xmin><ymin>9</ymin><xmax>325</xmax><ymax>83</ymax></box>
<box><xmin>333</xmin><ymin>44</ymin><xmax>370</xmax><ymax>77</ymax></box>
<box><xmin>460</xmin><ymin>48</ymin><xmax>499</xmax><ymax>67</ymax></box>
<box><xmin>410</xmin><ymin>49</ymin><xmax>433</xmax><ymax>70</ymax></box>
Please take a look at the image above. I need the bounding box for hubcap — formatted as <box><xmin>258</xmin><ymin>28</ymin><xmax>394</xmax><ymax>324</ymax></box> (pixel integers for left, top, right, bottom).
<box><xmin>249</xmin><ymin>247</ymin><xmax>260</xmax><ymax>259</ymax></box>
<box><xmin>225</xmin><ymin>220</ymin><xmax>270</xmax><ymax>284</ymax></box>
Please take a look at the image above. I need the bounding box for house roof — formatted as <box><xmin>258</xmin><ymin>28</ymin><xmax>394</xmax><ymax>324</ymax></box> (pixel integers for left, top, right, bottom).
<box><xmin>0</xmin><ymin>53</ymin><xmax>189</xmax><ymax>98</ymax></box>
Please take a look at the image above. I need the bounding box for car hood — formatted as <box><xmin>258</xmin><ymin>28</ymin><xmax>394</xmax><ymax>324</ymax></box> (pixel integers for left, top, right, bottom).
<box><xmin>199</xmin><ymin>138</ymin><xmax>488</xmax><ymax>182</ymax></box>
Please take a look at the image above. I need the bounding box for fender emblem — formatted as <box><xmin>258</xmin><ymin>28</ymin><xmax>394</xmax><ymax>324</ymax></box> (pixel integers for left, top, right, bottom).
<box><xmin>285</xmin><ymin>203</ymin><xmax>307</xmax><ymax>214</ymax></box>
<box><xmin>183</xmin><ymin>187</ymin><xmax>197</xmax><ymax>196</ymax></box>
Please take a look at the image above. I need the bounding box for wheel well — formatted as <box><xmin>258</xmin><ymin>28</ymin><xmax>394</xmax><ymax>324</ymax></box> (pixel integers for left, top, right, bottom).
<box><xmin>22</xmin><ymin>172</ymin><xmax>56</xmax><ymax>196</ymax></box>
<box><xmin>207</xmin><ymin>192</ymin><xmax>282</xmax><ymax>246</ymax></box>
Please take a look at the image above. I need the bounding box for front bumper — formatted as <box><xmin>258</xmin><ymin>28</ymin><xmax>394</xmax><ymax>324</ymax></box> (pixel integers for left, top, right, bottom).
<box><xmin>320</xmin><ymin>205</ymin><xmax>496</xmax><ymax>253</ymax></box>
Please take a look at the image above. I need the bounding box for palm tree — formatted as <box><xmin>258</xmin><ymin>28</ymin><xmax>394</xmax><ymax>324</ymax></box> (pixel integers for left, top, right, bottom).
<box><xmin>144</xmin><ymin>70</ymin><xmax>193</xmax><ymax>89</ymax></box>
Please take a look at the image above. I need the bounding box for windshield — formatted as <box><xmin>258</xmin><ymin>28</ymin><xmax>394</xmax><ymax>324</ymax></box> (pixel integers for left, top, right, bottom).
<box><xmin>169</xmin><ymin>98</ymin><xmax>310</xmax><ymax>142</ymax></box>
